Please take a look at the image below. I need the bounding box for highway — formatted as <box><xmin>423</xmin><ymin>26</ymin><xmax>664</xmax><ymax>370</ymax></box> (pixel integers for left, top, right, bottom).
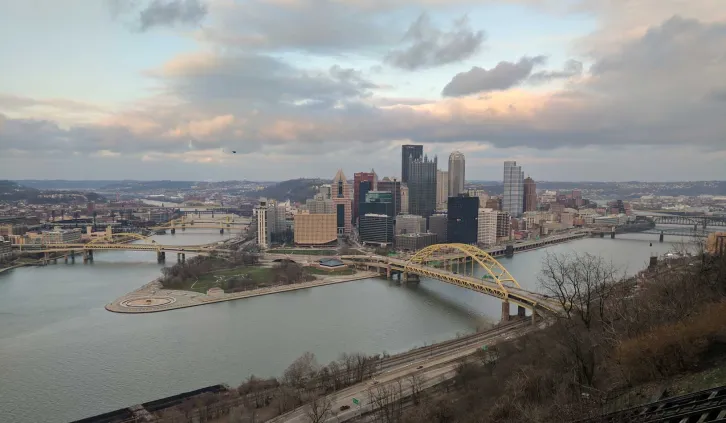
<box><xmin>269</xmin><ymin>320</ymin><xmax>537</xmax><ymax>423</ymax></box>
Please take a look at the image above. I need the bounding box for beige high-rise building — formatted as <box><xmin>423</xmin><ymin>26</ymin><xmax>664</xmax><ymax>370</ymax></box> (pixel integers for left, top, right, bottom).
<box><xmin>294</xmin><ymin>213</ymin><xmax>337</xmax><ymax>246</ymax></box>
<box><xmin>478</xmin><ymin>208</ymin><xmax>498</xmax><ymax>247</ymax></box>
<box><xmin>400</xmin><ymin>184</ymin><xmax>409</xmax><ymax>214</ymax></box>
<box><xmin>448</xmin><ymin>151</ymin><xmax>465</xmax><ymax>197</ymax></box>
<box><xmin>436</xmin><ymin>170</ymin><xmax>448</xmax><ymax>211</ymax></box>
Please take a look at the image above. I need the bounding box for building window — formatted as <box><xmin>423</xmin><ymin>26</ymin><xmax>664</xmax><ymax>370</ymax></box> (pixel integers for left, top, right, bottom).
<box><xmin>338</xmin><ymin>181</ymin><xmax>344</xmax><ymax>197</ymax></box>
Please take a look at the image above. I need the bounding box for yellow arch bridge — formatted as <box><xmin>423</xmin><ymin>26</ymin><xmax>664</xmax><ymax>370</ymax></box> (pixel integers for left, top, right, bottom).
<box><xmin>13</xmin><ymin>233</ymin><xmax>229</xmax><ymax>263</ymax></box>
<box><xmin>341</xmin><ymin>243</ymin><xmax>561</xmax><ymax>322</ymax></box>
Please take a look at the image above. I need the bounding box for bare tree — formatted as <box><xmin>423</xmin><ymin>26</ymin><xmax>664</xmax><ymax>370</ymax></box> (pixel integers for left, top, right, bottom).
<box><xmin>538</xmin><ymin>252</ymin><xmax>622</xmax><ymax>387</ymax></box>
<box><xmin>369</xmin><ymin>382</ymin><xmax>404</xmax><ymax>423</ymax></box>
<box><xmin>284</xmin><ymin>352</ymin><xmax>320</xmax><ymax>389</ymax></box>
<box><xmin>539</xmin><ymin>251</ymin><xmax>621</xmax><ymax>329</ymax></box>
<box><xmin>304</xmin><ymin>394</ymin><xmax>333</xmax><ymax>423</ymax></box>
<box><xmin>408</xmin><ymin>372</ymin><xmax>424</xmax><ymax>405</ymax></box>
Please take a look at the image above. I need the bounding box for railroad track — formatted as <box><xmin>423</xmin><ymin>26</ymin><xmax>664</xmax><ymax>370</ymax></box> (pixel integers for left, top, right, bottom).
<box><xmin>582</xmin><ymin>384</ymin><xmax>726</xmax><ymax>422</ymax></box>
<box><xmin>375</xmin><ymin>320</ymin><xmax>529</xmax><ymax>372</ymax></box>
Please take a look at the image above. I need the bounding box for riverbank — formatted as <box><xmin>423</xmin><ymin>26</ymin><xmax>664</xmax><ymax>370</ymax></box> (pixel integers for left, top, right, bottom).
<box><xmin>105</xmin><ymin>270</ymin><xmax>379</xmax><ymax>314</ymax></box>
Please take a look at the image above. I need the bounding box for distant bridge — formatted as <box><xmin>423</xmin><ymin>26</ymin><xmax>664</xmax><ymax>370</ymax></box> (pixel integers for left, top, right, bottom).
<box><xmin>641</xmin><ymin>227</ymin><xmax>711</xmax><ymax>239</ymax></box>
<box><xmin>342</xmin><ymin>243</ymin><xmax>561</xmax><ymax>321</ymax></box>
<box><xmin>12</xmin><ymin>233</ymin><xmax>230</xmax><ymax>263</ymax></box>
<box><xmin>649</xmin><ymin>215</ymin><xmax>726</xmax><ymax>228</ymax></box>
<box><xmin>150</xmin><ymin>216</ymin><xmax>251</xmax><ymax>233</ymax></box>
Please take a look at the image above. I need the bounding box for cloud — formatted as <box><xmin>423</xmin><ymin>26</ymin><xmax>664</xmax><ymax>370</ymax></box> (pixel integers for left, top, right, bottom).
<box><xmin>385</xmin><ymin>13</ymin><xmax>485</xmax><ymax>70</ymax></box>
<box><xmin>528</xmin><ymin>59</ymin><xmax>584</xmax><ymax>84</ymax></box>
<box><xmin>442</xmin><ymin>56</ymin><xmax>547</xmax><ymax>97</ymax></box>
<box><xmin>199</xmin><ymin>0</ymin><xmax>396</xmax><ymax>53</ymax></box>
<box><xmin>4</xmin><ymin>10</ymin><xmax>726</xmax><ymax>181</ymax></box>
<box><xmin>151</xmin><ymin>53</ymin><xmax>378</xmax><ymax>111</ymax></box>
<box><xmin>109</xmin><ymin>0</ymin><xmax>207</xmax><ymax>31</ymax></box>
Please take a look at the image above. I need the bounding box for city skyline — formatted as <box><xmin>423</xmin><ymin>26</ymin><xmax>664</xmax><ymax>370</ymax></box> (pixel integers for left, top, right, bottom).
<box><xmin>1</xmin><ymin>1</ymin><xmax>726</xmax><ymax>181</ymax></box>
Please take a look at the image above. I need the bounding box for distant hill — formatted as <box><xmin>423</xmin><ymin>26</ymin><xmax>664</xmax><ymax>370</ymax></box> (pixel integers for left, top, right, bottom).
<box><xmin>14</xmin><ymin>180</ymin><xmax>121</xmax><ymax>190</ymax></box>
<box><xmin>99</xmin><ymin>180</ymin><xmax>196</xmax><ymax>191</ymax></box>
<box><xmin>0</xmin><ymin>180</ymin><xmax>40</xmax><ymax>201</ymax></box>
<box><xmin>1</xmin><ymin>180</ymin><xmax>106</xmax><ymax>204</ymax></box>
<box><xmin>255</xmin><ymin>178</ymin><xmax>326</xmax><ymax>203</ymax></box>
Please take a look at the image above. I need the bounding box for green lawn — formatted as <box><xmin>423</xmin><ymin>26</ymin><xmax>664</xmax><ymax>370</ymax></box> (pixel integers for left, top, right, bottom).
<box><xmin>183</xmin><ymin>266</ymin><xmax>276</xmax><ymax>293</ymax></box>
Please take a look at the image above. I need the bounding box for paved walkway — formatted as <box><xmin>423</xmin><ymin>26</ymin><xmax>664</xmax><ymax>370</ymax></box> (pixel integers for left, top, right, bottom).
<box><xmin>105</xmin><ymin>271</ymin><xmax>379</xmax><ymax>314</ymax></box>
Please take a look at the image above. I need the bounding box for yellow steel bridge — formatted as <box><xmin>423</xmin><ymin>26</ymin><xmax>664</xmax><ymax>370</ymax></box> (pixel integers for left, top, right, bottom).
<box><xmin>342</xmin><ymin>243</ymin><xmax>560</xmax><ymax>319</ymax></box>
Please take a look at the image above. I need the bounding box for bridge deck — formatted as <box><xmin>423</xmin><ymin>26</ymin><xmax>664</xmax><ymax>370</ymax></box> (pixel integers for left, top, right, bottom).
<box><xmin>342</xmin><ymin>255</ymin><xmax>560</xmax><ymax>314</ymax></box>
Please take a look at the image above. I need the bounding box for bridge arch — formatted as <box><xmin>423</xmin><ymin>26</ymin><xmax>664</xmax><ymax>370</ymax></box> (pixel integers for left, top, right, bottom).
<box><xmin>405</xmin><ymin>243</ymin><xmax>521</xmax><ymax>295</ymax></box>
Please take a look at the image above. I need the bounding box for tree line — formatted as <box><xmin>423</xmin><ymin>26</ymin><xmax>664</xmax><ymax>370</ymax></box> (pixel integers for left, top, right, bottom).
<box><xmin>395</xmin><ymin>246</ymin><xmax>726</xmax><ymax>422</ymax></box>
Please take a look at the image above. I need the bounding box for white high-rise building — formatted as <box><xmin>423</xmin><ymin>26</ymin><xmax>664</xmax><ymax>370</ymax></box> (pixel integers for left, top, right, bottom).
<box><xmin>478</xmin><ymin>208</ymin><xmax>498</xmax><ymax>247</ymax></box>
<box><xmin>436</xmin><ymin>170</ymin><xmax>449</xmax><ymax>211</ymax></box>
<box><xmin>255</xmin><ymin>198</ymin><xmax>271</xmax><ymax>248</ymax></box>
<box><xmin>448</xmin><ymin>151</ymin><xmax>465</xmax><ymax>197</ymax></box>
<box><xmin>503</xmin><ymin>161</ymin><xmax>524</xmax><ymax>217</ymax></box>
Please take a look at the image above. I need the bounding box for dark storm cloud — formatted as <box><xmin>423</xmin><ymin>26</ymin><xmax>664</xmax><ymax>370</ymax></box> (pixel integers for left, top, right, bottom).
<box><xmin>109</xmin><ymin>0</ymin><xmax>207</xmax><ymax>31</ymax></box>
<box><xmin>385</xmin><ymin>13</ymin><xmax>486</xmax><ymax>70</ymax></box>
<box><xmin>442</xmin><ymin>56</ymin><xmax>547</xmax><ymax>97</ymax></box>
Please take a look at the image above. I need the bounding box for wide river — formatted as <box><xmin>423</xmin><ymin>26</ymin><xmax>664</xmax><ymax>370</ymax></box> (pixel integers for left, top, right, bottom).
<box><xmin>0</xmin><ymin>229</ymin><xmax>694</xmax><ymax>422</ymax></box>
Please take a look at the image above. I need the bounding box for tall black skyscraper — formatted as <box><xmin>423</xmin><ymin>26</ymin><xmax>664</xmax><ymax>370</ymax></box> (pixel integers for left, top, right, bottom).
<box><xmin>447</xmin><ymin>194</ymin><xmax>479</xmax><ymax>245</ymax></box>
<box><xmin>408</xmin><ymin>154</ymin><xmax>437</xmax><ymax>219</ymax></box>
<box><xmin>401</xmin><ymin>145</ymin><xmax>423</xmax><ymax>183</ymax></box>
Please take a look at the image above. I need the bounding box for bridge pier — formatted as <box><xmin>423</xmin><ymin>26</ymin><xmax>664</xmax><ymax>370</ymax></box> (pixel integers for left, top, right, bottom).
<box><xmin>531</xmin><ymin>311</ymin><xmax>537</xmax><ymax>325</ymax></box>
<box><xmin>157</xmin><ymin>251</ymin><xmax>166</xmax><ymax>263</ymax></box>
<box><xmin>386</xmin><ymin>265</ymin><xmax>391</xmax><ymax>279</ymax></box>
<box><xmin>610</xmin><ymin>231</ymin><xmax>615</xmax><ymax>239</ymax></box>
<box><xmin>600</xmin><ymin>232</ymin><xmax>604</xmax><ymax>238</ymax></box>
<box><xmin>220</xmin><ymin>228</ymin><xmax>224</xmax><ymax>234</ymax></box>
<box><xmin>659</xmin><ymin>231</ymin><xmax>664</xmax><ymax>243</ymax></box>
<box><xmin>177</xmin><ymin>253</ymin><xmax>185</xmax><ymax>263</ymax></box>
<box><xmin>501</xmin><ymin>301</ymin><xmax>510</xmax><ymax>322</ymax></box>
<box><xmin>83</xmin><ymin>250</ymin><xmax>94</xmax><ymax>263</ymax></box>
<box><xmin>171</xmin><ymin>228</ymin><xmax>176</xmax><ymax>235</ymax></box>
<box><xmin>517</xmin><ymin>306</ymin><xmax>526</xmax><ymax>318</ymax></box>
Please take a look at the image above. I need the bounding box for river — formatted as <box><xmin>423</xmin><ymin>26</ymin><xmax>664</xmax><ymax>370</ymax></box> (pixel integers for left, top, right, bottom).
<box><xmin>0</xmin><ymin>230</ymin><xmax>694</xmax><ymax>422</ymax></box>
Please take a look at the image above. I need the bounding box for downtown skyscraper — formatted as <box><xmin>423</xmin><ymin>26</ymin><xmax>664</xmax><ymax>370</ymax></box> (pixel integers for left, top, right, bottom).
<box><xmin>401</xmin><ymin>145</ymin><xmax>423</xmax><ymax>183</ymax></box>
<box><xmin>502</xmin><ymin>161</ymin><xmax>524</xmax><ymax>217</ymax></box>
<box><xmin>408</xmin><ymin>154</ymin><xmax>437</xmax><ymax>219</ymax></box>
<box><xmin>448</xmin><ymin>151</ymin><xmax>465</xmax><ymax>197</ymax></box>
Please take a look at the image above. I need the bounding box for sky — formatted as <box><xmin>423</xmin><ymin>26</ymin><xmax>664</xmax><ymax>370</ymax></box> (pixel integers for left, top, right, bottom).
<box><xmin>1</xmin><ymin>0</ymin><xmax>725</xmax><ymax>182</ymax></box>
